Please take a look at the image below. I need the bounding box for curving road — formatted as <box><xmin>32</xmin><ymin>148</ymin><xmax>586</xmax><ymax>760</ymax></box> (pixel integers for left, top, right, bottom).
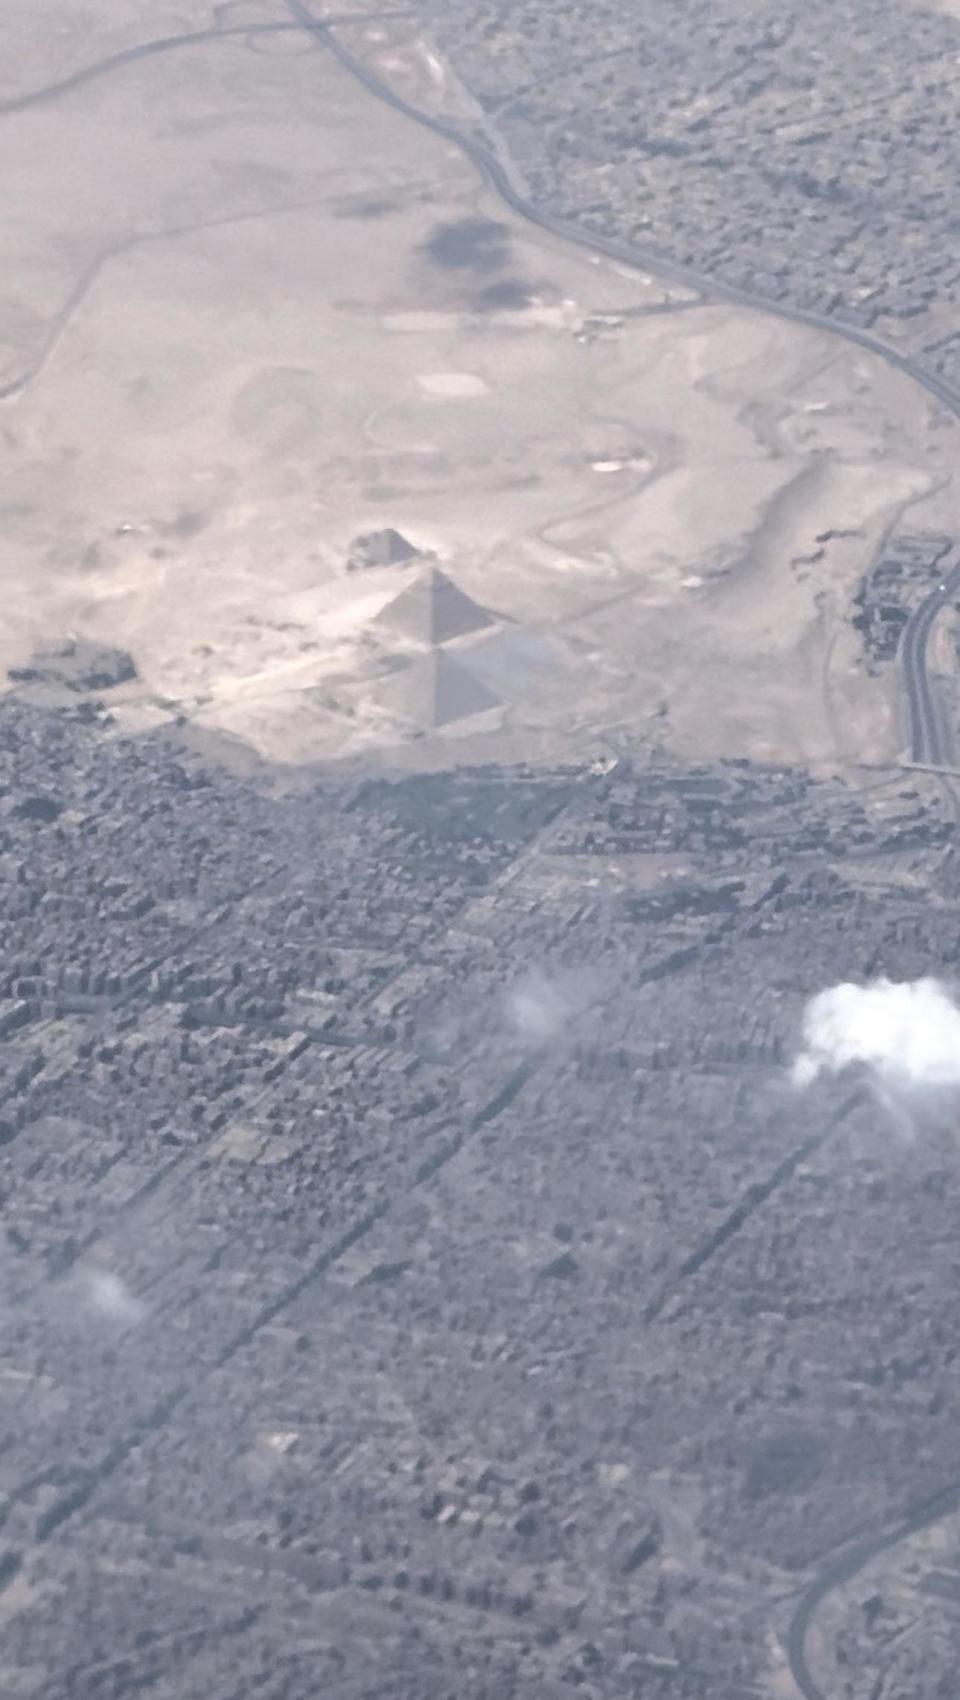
<box><xmin>4</xmin><ymin>9</ymin><xmax>960</xmax><ymax>1692</ymax></box>
<box><xmin>10</xmin><ymin>0</ymin><xmax>954</xmax><ymax>810</ymax></box>
<box><xmin>8</xmin><ymin>0</ymin><xmax>956</xmax><ymax>788</ymax></box>
<box><xmin>0</xmin><ymin>12</ymin><xmax>414</xmax><ymax>118</ymax></box>
<box><xmin>275</xmin><ymin>9</ymin><xmax>960</xmax><ymax>1697</ymax></box>
<box><xmin>899</xmin><ymin>559</ymin><xmax>960</xmax><ymax>765</ymax></box>
<box><xmin>786</xmin><ymin>1477</ymin><xmax>960</xmax><ymax>1700</ymax></box>
<box><xmin>285</xmin><ymin>0</ymin><xmax>960</xmax><ymax>428</ymax></box>
<box><xmin>0</xmin><ymin>22</ymin><xmax>303</xmax><ymax>115</ymax></box>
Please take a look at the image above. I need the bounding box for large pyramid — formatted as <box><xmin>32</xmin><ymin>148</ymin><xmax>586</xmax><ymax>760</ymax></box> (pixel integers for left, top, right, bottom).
<box><xmin>375</xmin><ymin>565</ymin><xmax>495</xmax><ymax>648</ymax></box>
<box><xmin>374</xmin><ymin>649</ymin><xmax>502</xmax><ymax>731</ymax></box>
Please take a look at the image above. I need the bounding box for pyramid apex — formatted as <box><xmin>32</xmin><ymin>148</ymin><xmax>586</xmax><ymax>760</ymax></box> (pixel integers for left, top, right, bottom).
<box><xmin>374</xmin><ymin>565</ymin><xmax>495</xmax><ymax>647</ymax></box>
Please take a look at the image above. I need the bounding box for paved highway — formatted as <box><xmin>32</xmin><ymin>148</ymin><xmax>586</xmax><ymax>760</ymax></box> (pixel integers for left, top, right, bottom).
<box><xmin>277</xmin><ymin>11</ymin><xmax>960</xmax><ymax>1696</ymax></box>
<box><xmin>6</xmin><ymin>11</ymin><xmax>960</xmax><ymax>1692</ymax></box>
<box><xmin>899</xmin><ymin>560</ymin><xmax>960</xmax><ymax>766</ymax></box>
<box><xmin>0</xmin><ymin>22</ymin><xmax>302</xmax><ymax>115</ymax></box>
<box><xmin>0</xmin><ymin>12</ymin><xmax>413</xmax><ymax>117</ymax></box>
<box><xmin>785</xmin><ymin>1478</ymin><xmax>960</xmax><ymax>1700</ymax></box>
<box><xmin>285</xmin><ymin>0</ymin><xmax>960</xmax><ymax>429</ymax></box>
<box><xmin>5</xmin><ymin>5</ymin><xmax>958</xmax><ymax>792</ymax></box>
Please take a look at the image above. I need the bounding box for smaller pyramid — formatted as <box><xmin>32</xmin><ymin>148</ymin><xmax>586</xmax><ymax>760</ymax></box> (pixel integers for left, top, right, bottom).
<box><xmin>375</xmin><ymin>565</ymin><xmax>495</xmax><ymax>647</ymax></box>
<box><xmin>348</xmin><ymin>527</ymin><xmax>422</xmax><ymax>572</ymax></box>
<box><xmin>374</xmin><ymin>649</ymin><xmax>502</xmax><ymax>730</ymax></box>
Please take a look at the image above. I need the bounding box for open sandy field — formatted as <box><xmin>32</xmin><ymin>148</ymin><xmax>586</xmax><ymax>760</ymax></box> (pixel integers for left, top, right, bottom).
<box><xmin>2</xmin><ymin>0</ymin><xmax>958</xmax><ymax>772</ymax></box>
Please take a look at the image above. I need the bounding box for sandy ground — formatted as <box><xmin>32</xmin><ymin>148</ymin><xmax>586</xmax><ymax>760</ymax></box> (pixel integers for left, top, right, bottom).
<box><xmin>1</xmin><ymin>1</ymin><xmax>957</xmax><ymax>772</ymax></box>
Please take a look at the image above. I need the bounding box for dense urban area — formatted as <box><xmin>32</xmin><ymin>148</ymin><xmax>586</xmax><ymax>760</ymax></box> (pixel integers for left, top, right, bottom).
<box><xmin>419</xmin><ymin>0</ymin><xmax>960</xmax><ymax>385</ymax></box>
<box><xmin>3</xmin><ymin>0</ymin><xmax>960</xmax><ymax>1695</ymax></box>
<box><xmin>0</xmin><ymin>654</ymin><xmax>959</xmax><ymax>1695</ymax></box>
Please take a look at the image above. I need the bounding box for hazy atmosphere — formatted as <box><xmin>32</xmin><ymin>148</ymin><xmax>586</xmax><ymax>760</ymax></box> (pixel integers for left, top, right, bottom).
<box><xmin>2</xmin><ymin>1</ymin><xmax>960</xmax><ymax>1696</ymax></box>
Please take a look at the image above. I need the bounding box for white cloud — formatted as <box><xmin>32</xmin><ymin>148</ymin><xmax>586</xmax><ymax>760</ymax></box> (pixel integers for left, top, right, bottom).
<box><xmin>792</xmin><ymin>977</ymin><xmax>960</xmax><ymax>1091</ymax></box>
<box><xmin>78</xmin><ymin>1267</ymin><xmax>145</xmax><ymax>1324</ymax></box>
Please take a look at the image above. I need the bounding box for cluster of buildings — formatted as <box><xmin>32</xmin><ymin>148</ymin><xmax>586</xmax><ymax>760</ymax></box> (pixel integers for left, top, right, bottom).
<box><xmin>425</xmin><ymin>0</ymin><xmax>960</xmax><ymax>383</ymax></box>
<box><xmin>0</xmin><ymin>669</ymin><xmax>958</xmax><ymax>1692</ymax></box>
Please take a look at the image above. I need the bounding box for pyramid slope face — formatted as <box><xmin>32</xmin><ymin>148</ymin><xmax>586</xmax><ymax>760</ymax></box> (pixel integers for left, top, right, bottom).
<box><xmin>376</xmin><ymin>650</ymin><xmax>502</xmax><ymax>730</ymax></box>
<box><xmin>375</xmin><ymin>566</ymin><xmax>495</xmax><ymax>647</ymax></box>
<box><xmin>431</xmin><ymin>648</ymin><xmax>501</xmax><ymax>725</ymax></box>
